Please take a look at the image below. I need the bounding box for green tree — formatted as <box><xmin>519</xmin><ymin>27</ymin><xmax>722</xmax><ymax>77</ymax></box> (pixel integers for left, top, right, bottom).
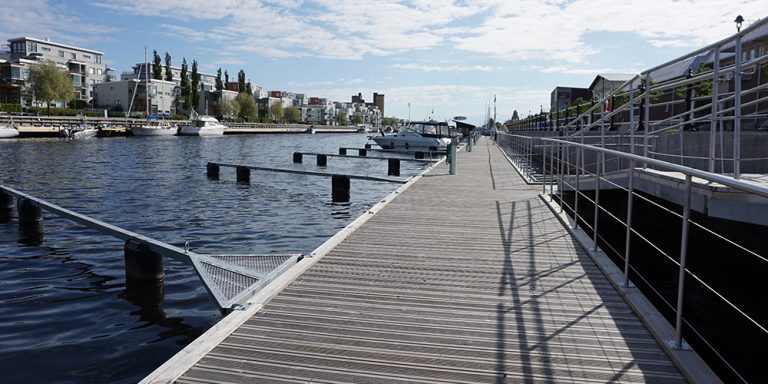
<box><xmin>215</xmin><ymin>68</ymin><xmax>223</xmax><ymax>91</ymax></box>
<box><xmin>180</xmin><ymin>58</ymin><xmax>191</xmax><ymax>112</ymax></box>
<box><xmin>164</xmin><ymin>52</ymin><xmax>173</xmax><ymax>81</ymax></box>
<box><xmin>381</xmin><ymin>117</ymin><xmax>397</xmax><ymax>126</ymax></box>
<box><xmin>350</xmin><ymin>114</ymin><xmax>363</xmax><ymax>125</ymax></box>
<box><xmin>245</xmin><ymin>81</ymin><xmax>252</xmax><ymax>96</ymax></box>
<box><xmin>512</xmin><ymin>110</ymin><xmax>519</xmax><ymax>121</ymax></box>
<box><xmin>152</xmin><ymin>49</ymin><xmax>162</xmax><ymax>80</ymax></box>
<box><xmin>269</xmin><ymin>102</ymin><xmax>284</xmax><ymax>122</ymax></box>
<box><xmin>336</xmin><ymin>110</ymin><xmax>348</xmax><ymax>125</ymax></box>
<box><xmin>284</xmin><ymin>106</ymin><xmax>301</xmax><ymax>123</ymax></box>
<box><xmin>220</xmin><ymin>97</ymin><xmax>239</xmax><ymax>119</ymax></box>
<box><xmin>27</xmin><ymin>60</ymin><xmax>73</xmax><ymax>115</ymax></box>
<box><xmin>224</xmin><ymin>69</ymin><xmax>229</xmax><ymax>86</ymax></box>
<box><xmin>237</xmin><ymin>69</ymin><xmax>246</xmax><ymax>93</ymax></box>
<box><xmin>191</xmin><ymin>60</ymin><xmax>200</xmax><ymax>112</ymax></box>
<box><xmin>235</xmin><ymin>92</ymin><xmax>256</xmax><ymax>122</ymax></box>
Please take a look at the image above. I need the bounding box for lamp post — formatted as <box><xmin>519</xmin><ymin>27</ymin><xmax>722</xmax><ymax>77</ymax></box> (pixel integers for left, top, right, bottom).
<box><xmin>735</xmin><ymin>15</ymin><xmax>744</xmax><ymax>32</ymax></box>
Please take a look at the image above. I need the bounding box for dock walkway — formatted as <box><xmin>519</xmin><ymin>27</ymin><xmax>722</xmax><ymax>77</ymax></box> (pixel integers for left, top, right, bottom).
<box><xmin>149</xmin><ymin>138</ymin><xmax>686</xmax><ymax>383</ymax></box>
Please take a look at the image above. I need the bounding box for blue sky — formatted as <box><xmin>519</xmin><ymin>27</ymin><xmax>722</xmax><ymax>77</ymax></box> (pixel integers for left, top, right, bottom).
<box><xmin>2</xmin><ymin>0</ymin><xmax>766</xmax><ymax>125</ymax></box>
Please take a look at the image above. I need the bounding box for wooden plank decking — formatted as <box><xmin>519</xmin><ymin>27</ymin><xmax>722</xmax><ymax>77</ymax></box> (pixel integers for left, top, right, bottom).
<box><xmin>164</xmin><ymin>138</ymin><xmax>687</xmax><ymax>383</ymax></box>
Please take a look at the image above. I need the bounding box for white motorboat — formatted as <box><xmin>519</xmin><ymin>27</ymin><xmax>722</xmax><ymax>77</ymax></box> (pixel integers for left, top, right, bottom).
<box><xmin>371</xmin><ymin>120</ymin><xmax>453</xmax><ymax>152</ymax></box>
<box><xmin>178</xmin><ymin>114</ymin><xmax>226</xmax><ymax>136</ymax></box>
<box><xmin>60</xmin><ymin>124</ymin><xmax>98</xmax><ymax>139</ymax></box>
<box><xmin>131</xmin><ymin>120</ymin><xmax>177</xmax><ymax>136</ymax></box>
<box><xmin>0</xmin><ymin>122</ymin><xmax>20</xmax><ymax>138</ymax></box>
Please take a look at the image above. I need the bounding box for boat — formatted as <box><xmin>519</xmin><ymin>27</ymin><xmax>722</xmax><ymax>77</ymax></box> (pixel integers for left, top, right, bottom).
<box><xmin>128</xmin><ymin>48</ymin><xmax>177</xmax><ymax>137</ymax></box>
<box><xmin>60</xmin><ymin>124</ymin><xmax>98</xmax><ymax>139</ymax></box>
<box><xmin>177</xmin><ymin>113</ymin><xmax>226</xmax><ymax>136</ymax></box>
<box><xmin>371</xmin><ymin>120</ymin><xmax>453</xmax><ymax>152</ymax></box>
<box><xmin>305</xmin><ymin>126</ymin><xmax>316</xmax><ymax>134</ymax></box>
<box><xmin>0</xmin><ymin>122</ymin><xmax>19</xmax><ymax>138</ymax></box>
<box><xmin>131</xmin><ymin>119</ymin><xmax>177</xmax><ymax>136</ymax></box>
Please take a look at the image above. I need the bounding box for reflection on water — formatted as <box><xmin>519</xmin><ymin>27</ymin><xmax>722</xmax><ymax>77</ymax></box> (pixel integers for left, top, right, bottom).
<box><xmin>0</xmin><ymin>133</ymin><xmax>424</xmax><ymax>383</ymax></box>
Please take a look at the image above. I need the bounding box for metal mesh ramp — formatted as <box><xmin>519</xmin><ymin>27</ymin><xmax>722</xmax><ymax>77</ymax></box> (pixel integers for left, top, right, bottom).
<box><xmin>189</xmin><ymin>253</ymin><xmax>301</xmax><ymax>311</ymax></box>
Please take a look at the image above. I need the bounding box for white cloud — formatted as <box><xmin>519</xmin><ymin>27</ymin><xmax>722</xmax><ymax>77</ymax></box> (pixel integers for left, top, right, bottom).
<box><xmin>0</xmin><ymin>0</ymin><xmax>118</xmax><ymax>47</ymax></box>
<box><xmin>523</xmin><ymin>65</ymin><xmax>642</xmax><ymax>76</ymax></box>
<box><xmin>393</xmin><ymin>63</ymin><xmax>499</xmax><ymax>72</ymax></box>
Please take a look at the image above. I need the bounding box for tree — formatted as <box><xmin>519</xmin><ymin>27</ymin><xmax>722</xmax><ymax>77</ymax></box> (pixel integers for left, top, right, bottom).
<box><xmin>336</xmin><ymin>110</ymin><xmax>348</xmax><ymax>125</ymax></box>
<box><xmin>191</xmin><ymin>60</ymin><xmax>200</xmax><ymax>112</ymax></box>
<box><xmin>284</xmin><ymin>106</ymin><xmax>301</xmax><ymax>123</ymax></box>
<box><xmin>234</xmin><ymin>92</ymin><xmax>256</xmax><ymax>122</ymax></box>
<box><xmin>350</xmin><ymin>114</ymin><xmax>363</xmax><ymax>125</ymax></box>
<box><xmin>381</xmin><ymin>117</ymin><xmax>397</xmax><ymax>126</ymax></box>
<box><xmin>152</xmin><ymin>50</ymin><xmax>162</xmax><ymax>80</ymax></box>
<box><xmin>245</xmin><ymin>81</ymin><xmax>252</xmax><ymax>96</ymax></box>
<box><xmin>220</xmin><ymin>97</ymin><xmax>239</xmax><ymax>120</ymax></box>
<box><xmin>224</xmin><ymin>69</ymin><xmax>229</xmax><ymax>86</ymax></box>
<box><xmin>180</xmin><ymin>58</ymin><xmax>191</xmax><ymax>112</ymax></box>
<box><xmin>28</xmin><ymin>60</ymin><xmax>73</xmax><ymax>114</ymax></box>
<box><xmin>269</xmin><ymin>102</ymin><xmax>284</xmax><ymax>122</ymax></box>
<box><xmin>237</xmin><ymin>69</ymin><xmax>246</xmax><ymax>93</ymax></box>
<box><xmin>512</xmin><ymin>110</ymin><xmax>519</xmax><ymax>121</ymax></box>
<box><xmin>215</xmin><ymin>68</ymin><xmax>223</xmax><ymax>91</ymax></box>
<box><xmin>164</xmin><ymin>52</ymin><xmax>173</xmax><ymax>81</ymax></box>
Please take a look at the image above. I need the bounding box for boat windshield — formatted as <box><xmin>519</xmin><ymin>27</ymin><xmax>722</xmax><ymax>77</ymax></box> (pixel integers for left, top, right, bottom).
<box><xmin>404</xmin><ymin>122</ymin><xmax>450</xmax><ymax>137</ymax></box>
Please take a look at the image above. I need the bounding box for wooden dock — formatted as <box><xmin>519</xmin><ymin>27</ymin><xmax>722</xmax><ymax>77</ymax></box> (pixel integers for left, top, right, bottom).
<box><xmin>144</xmin><ymin>138</ymin><xmax>702</xmax><ymax>383</ymax></box>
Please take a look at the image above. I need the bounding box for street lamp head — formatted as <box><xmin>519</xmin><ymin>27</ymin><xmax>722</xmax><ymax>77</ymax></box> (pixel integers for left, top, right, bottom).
<box><xmin>735</xmin><ymin>15</ymin><xmax>744</xmax><ymax>31</ymax></box>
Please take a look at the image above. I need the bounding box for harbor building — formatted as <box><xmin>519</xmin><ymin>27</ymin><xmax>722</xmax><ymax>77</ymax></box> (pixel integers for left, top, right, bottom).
<box><xmin>550</xmin><ymin>86</ymin><xmax>591</xmax><ymax>111</ymax></box>
<box><xmin>0</xmin><ymin>37</ymin><xmax>106</xmax><ymax>106</ymax></box>
<box><xmin>92</xmin><ymin>79</ymin><xmax>177</xmax><ymax>116</ymax></box>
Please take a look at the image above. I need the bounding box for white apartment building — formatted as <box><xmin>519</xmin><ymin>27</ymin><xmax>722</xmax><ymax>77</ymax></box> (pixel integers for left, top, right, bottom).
<box><xmin>122</xmin><ymin>62</ymin><xmax>216</xmax><ymax>89</ymax></box>
<box><xmin>0</xmin><ymin>37</ymin><xmax>106</xmax><ymax>105</ymax></box>
<box><xmin>93</xmin><ymin>78</ymin><xmax>177</xmax><ymax>116</ymax></box>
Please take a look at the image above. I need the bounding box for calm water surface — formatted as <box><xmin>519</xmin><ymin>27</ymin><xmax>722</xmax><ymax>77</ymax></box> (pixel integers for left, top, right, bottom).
<box><xmin>0</xmin><ymin>133</ymin><xmax>429</xmax><ymax>383</ymax></box>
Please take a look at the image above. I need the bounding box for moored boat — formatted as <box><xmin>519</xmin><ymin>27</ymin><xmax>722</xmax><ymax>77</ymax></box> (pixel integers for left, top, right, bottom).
<box><xmin>131</xmin><ymin>120</ymin><xmax>177</xmax><ymax>136</ymax></box>
<box><xmin>60</xmin><ymin>124</ymin><xmax>98</xmax><ymax>139</ymax></box>
<box><xmin>0</xmin><ymin>122</ymin><xmax>19</xmax><ymax>138</ymax></box>
<box><xmin>371</xmin><ymin>120</ymin><xmax>453</xmax><ymax>152</ymax></box>
<box><xmin>178</xmin><ymin>114</ymin><xmax>226</xmax><ymax>136</ymax></box>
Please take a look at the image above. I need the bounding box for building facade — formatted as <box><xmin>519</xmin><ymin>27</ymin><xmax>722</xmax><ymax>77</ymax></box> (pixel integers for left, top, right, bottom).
<box><xmin>0</xmin><ymin>37</ymin><xmax>106</xmax><ymax>106</ymax></box>
<box><xmin>93</xmin><ymin>79</ymin><xmax>176</xmax><ymax>116</ymax></box>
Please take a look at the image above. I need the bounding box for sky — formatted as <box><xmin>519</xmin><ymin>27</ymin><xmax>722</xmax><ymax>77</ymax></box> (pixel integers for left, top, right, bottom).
<box><xmin>1</xmin><ymin>0</ymin><xmax>766</xmax><ymax>126</ymax></box>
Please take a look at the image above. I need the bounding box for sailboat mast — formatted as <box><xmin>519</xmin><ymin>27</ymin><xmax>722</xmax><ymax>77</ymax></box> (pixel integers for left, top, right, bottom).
<box><xmin>144</xmin><ymin>46</ymin><xmax>149</xmax><ymax>118</ymax></box>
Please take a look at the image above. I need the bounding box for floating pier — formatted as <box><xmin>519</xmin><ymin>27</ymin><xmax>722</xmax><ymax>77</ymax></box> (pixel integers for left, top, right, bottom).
<box><xmin>144</xmin><ymin>138</ymin><xmax>715</xmax><ymax>383</ymax></box>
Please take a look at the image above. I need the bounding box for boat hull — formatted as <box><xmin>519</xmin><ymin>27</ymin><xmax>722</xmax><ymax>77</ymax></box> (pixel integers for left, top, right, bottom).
<box><xmin>131</xmin><ymin>127</ymin><xmax>177</xmax><ymax>136</ymax></box>
<box><xmin>372</xmin><ymin>135</ymin><xmax>449</xmax><ymax>152</ymax></box>
<box><xmin>178</xmin><ymin>126</ymin><xmax>225</xmax><ymax>136</ymax></box>
<box><xmin>0</xmin><ymin>128</ymin><xmax>19</xmax><ymax>138</ymax></box>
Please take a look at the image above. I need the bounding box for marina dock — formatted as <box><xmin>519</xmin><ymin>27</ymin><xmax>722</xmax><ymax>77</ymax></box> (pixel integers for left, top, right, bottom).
<box><xmin>143</xmin><ymin>137</ymin><xmax>714</xmax><ymax>383</ymax></box>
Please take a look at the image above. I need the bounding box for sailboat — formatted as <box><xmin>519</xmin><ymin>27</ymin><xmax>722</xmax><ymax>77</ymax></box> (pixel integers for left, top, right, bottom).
<box><xmin>0</xmin><ymin>121</ymin><xmax>20</xmax><ymax>138</ymax></box>
<box><xmin>130</xmin><ymin>48</ymin><xmax>176</xmax><ymax>137</ymax></box>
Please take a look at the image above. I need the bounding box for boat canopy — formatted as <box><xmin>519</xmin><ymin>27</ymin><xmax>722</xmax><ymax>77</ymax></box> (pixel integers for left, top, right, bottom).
<box><xmin>404</xmin><ymin>121</ymin><xmax>451</xmax><ymax>138</ymax></box>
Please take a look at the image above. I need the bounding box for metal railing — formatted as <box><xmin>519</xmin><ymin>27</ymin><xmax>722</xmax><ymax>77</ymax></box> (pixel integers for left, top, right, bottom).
<box><xmin>508</xmin><ymin>17</ymin><xmax>768</xmax><ymax>179</ymax></box>
<box><xmin>522</xmin><ymin>137</ymin><xmax>768</xmax><ymax>383</ymax></box>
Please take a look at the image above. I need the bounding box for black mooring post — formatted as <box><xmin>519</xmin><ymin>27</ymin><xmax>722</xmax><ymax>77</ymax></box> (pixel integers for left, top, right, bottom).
<box><xmin>17</xmin><ymin>199</ymin><xmax>42</xmax><ymax>225</ymax></box>
<box><xmin>339</xmin><ymin>148</ymin><xmax>347</xmax><ymax>155</ymax></box>
<box><xmin>388</xmin><ymin>159</ymin><xmax>400</xmax><ymax>176</ymax></box>
<box><xmin>364</xmin><ymin>143</ymin><xmax>372</xmax><ymax>149</ymax></box>
<box><xmin>293</xmin><ymin>152</ymin><xmax>303</xmax><ymax>163</ymax></box>
<box><xmin>317</xmin><ymin>154</ymin><xmax>327</xmax><ymax>167</ymax></box>
<box><xmin>206</xmin><ymin>162</ymin><xmax>220</xmax><ymax>178</ymax></box>
<box><xmin>124</xmin><ymin>239</ymin><xmax>164</xmax><ymax>282</ymax></box>
<box><xmin>331</xmin><ymin>175</ymin><xmax>350</xmax><ymax>202</ymax></box>
<box><xmin>0</xmin><ymin>190</ymin><xmax>13</xmax><ymax>223</ymax></box>
<box><xmin>415</xmin><ymin>151</ymin><xmax>425</xmax><ymax>159</ymax></box>
<box><xmin>358</xmin><ymin>148</ymin><xmax>367</xmax><ymax>157</ymax></box>
<box><xmin>236</xmin><ymin>166</ymin><xmax>250</xmax><ymax>183</ymax></box>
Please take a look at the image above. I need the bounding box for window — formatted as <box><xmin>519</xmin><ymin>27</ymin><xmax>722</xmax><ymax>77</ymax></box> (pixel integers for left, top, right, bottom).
<box><xmin>11</xmin><ymin>42</ymin><xmax>25</xmax><ymax>54</ymax></box>
<box><xmin>97</xmin><ymin>68</ymin><xmax>102</xmax><ymax>75</ymax></box>
<box><xmin>90</xmin><ymin>67</ymin><xmax>95</xmax><ymax>75</ymax></box>
<box><xmin>83</xmin><ymin>54</ymin><xmax>91</xmax><ymax>59</ymax></box>
<box><xmin>28</xmin><ymin>42</ymin><xmax>37</xmax><ymax>52</ymax></box>
<box><xmin>96</xmin><ymin>55</ymin><xmax>101</xmax><ymax>64</ymax></box>
<box><xmin>69</xmin><ymin>52</ymin><xmax>76</xmax><ymax>60</ymax></box>
<box><xmin>42</xmin><ymin>47</ymin><xmax>51</xmax><ymax>52</ymax></box>
<box><xmin>59</xmin><ymin>50</ymin><xmax>64</xmax><ymax>58</ymax></box>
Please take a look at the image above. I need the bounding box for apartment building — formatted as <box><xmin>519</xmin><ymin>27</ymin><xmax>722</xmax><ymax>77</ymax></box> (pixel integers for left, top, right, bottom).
<box><xmin>0</xmin><ymin>37</ymin><xmax>106</xmax><ymax>105</ymax></box>
<box><xmin>93</xmin><ymin>78</ymin><xmax>177</xmax><ymax>116</ymax></box>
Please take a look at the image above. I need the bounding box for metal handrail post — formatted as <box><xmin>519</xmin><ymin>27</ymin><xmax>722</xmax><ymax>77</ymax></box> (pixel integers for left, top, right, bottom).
<box><xmin>622</xmin><ymin>160</ymin><xmax>635</xmax><ymax>287</ymax></box>
<box><xmin>734</xmin><ymin>35</ymin><xmax>743</xmax><ymax>179</ymax></box>
<box><xmin>644</xmin><ymin>74</ymin><xmax>651</xmax><ymax>167</ymax></box>
<box><xmin>709</xmin><ymin>46</ymin><xmax>720</xmax><ymax>173</ymax></box>
<box><xmin>592</xmin><ymin>152</ymin><xmax>603</xmax><ymax>251</ymax></box>
<box><xmin>629</xmin><ymin>81</ymin><xmax>635</xmax><ymax>155</ymax></box>
<box><xmin>550</xmin><ymin>139</ymin><xmax>556</xmax><ymax>196</ymax></box>
<box><xmin>528</xmin><ymin>137</ymin><xmax>533</xmax><ymax>179</ymax></box>
<box><xmin>559</xmin><ymin>142</ymin><xmax>564</xmax><ymax>213</ymax></box>
<box><xmin>542</xmin><ymin>142</ymin><xmax>547</xmax><ymax>195</ymax></box>
<box><xmin>673</xmin><ymin>174</ymin><xmax>693</xmax><ymax>350</ymax></box>
<box><xmin>573</xmin><ymin>147</ymin><xmax>581</xmax><ymax>230</ymax></box>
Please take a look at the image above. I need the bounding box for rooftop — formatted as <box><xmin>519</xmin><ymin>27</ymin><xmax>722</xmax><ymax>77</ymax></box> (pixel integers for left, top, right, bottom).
<box><xmin>7</xmin><ymin>37</ymin><xmax>104</xmax><ymax>56</ymax></box>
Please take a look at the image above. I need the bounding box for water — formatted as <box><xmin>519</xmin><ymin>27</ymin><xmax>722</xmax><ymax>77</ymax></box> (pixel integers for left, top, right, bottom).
<box><xmin>0</xmin><ymin>133</ymin><xmax>429</xmax><ymax>383</ymax></box>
